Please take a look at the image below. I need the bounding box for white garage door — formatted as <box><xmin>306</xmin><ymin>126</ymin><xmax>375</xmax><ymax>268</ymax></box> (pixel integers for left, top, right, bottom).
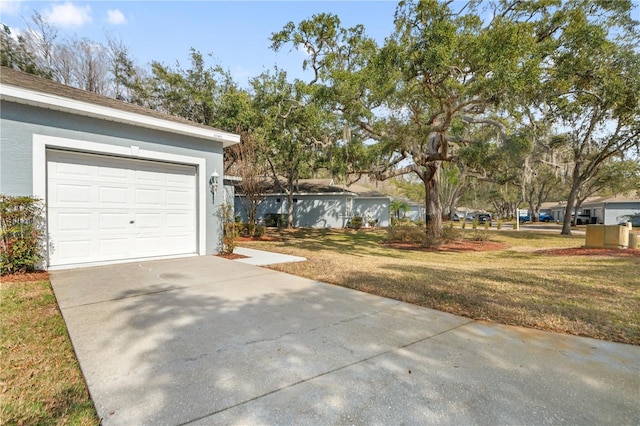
<box><xmin>47</xmin><ymin>150</ymin><xmax>197</xmax><ymax>267</ymax></box>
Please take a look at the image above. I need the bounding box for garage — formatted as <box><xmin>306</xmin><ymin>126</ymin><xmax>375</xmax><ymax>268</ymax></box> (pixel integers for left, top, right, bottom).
<box><xmin>1</xmin><ymin>67</ymin><xmax>240</xmax><ymax>269</ymax></box>
<box><xmin>47</xmin><ymin>150</ymin><xmax>197</xmax><ymax>267</ymax></box>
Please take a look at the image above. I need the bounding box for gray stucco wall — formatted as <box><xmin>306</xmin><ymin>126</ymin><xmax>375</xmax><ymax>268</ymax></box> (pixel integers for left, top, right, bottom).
<box><xmin>353</xmin><ymin>198</ymin><xmax>390</xmax><ymax>227</ymax></box>
<box><xmin>602</xmin><ymin>202</ymin><xmax>640</xmax><ymax>225</ymax></box>
<box><xmin>293</xmin><ymin>195</ymin><xmax>347</xmax><ymax>228</ymax></box>
<box><xmin>405</xmin><ymin>205</ymin><xmax>425</xmax><ymax>222</ymax></box>
<box><xmin>0</xmin><ymin>100</ymin><xmax>225</xmax><ymax>254</ymax></box>
<box><xmin>234</xmin><ymin>195</ymin><xmax>348</xmax><ymax>228</ymax></box>
<box><xmin>234</xmin><ymin>194</ymin><xmax>390</xmax><ymax>228</ymax></box>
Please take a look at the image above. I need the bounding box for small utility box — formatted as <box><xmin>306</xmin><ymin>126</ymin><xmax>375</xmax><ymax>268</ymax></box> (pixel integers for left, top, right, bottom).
<box><xmin>629</xmin><ymin>232</ymin><xmax>638</xmax><ymax>249</ymax></box>
<box><xmin>585</xmin><ymin>225</ymin><xmax>605</xmax><ymax>248</ymax></box>
<box><xmin>585</xmin><ymin>224</ymin><xmax>631</xmax><ymax>249</ymax></box>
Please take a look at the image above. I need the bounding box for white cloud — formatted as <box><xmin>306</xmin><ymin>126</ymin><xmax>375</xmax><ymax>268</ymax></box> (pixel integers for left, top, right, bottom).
<box><xmin>44</xmin><ymin>2</ymin><xmax>92</xmax><ymax>28</ymax></box>
<box><xmin>0</xmin><ymin>0</ymin><xmax>22</xmax><ymax>16</ymax></box>
<box><xmin>106</xmin><ymin>9</ymin><xmax>126</xmax><ymax>25</ymax></box>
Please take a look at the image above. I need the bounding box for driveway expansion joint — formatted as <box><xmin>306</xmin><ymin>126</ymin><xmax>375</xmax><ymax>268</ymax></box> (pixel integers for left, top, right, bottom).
<box><xmin>179</xmin><ymin>319</ymin><xmax>475</xmax><ymax>425</ymax></box>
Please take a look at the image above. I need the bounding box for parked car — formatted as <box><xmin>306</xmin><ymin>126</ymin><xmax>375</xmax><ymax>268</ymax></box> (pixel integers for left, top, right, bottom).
<box><xmin>538</xmin><ymin>213</ymin><xmax>553</xmax><ymax>222</ymax></box>
<box><xmin>475</xmin><ymin>213</ymin><xmax>492</xmax><ymax>225</ymax></box>
<box><xmin>571</xmin><ymin>214</ymin><xmax>591</xmax><ymax>225</ymax></box>
<box><xmin>519</xmin><ymin>213</ymin><xmax>553</xmax><ymax>222</ymax></box>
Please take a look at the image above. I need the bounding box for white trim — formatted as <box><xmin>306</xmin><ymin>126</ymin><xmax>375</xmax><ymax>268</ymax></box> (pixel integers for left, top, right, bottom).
<box><xmin>2</xmin><ymin>85</ymin><xmax>240</xmax><ymax>147</ymax></box>
<box><xmin>33</xmin><ymin>134</ymin><xmax>207</xmax><ymax>266</ymax></box>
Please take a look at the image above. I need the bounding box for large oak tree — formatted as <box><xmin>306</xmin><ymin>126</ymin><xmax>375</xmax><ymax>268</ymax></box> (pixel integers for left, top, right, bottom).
<box><xmin>272</xmin><ymin>1</ymin><xmax>551</xmax><ymax>240</ymax></box>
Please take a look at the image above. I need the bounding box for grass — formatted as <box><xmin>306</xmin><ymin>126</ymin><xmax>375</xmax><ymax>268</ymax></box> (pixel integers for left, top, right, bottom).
<box><xmin>0</xmin><ymin>227</ymin><xmax>635</xmax><ymax>424</ymax></box>
<box><xmin>238</xmin><ymin>228</ymin><xmax>640</xmax><ymax>345</ymax></box>
<box><xmin>0</xmin><ymin>275</ymin><xmax>99</xmax><ymax>425</ymax></box>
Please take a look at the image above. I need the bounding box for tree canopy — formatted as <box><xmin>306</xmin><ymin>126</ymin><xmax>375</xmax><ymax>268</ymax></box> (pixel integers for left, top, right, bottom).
<box><xmin>4</xmin><ymin>0</ymin><xmax>639</xmax><ymax>236</ymax></box>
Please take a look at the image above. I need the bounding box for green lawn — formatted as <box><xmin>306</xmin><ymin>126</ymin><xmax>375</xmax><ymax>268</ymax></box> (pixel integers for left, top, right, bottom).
<box><xmin>0</xmin><ymin>276</ymin><xmax>99</xmax><ymax>425</ymax></box>
<box><xmin>238</xmin><ymin>228</ymin><xmax>640</xmax><ymax>345</ymax></box>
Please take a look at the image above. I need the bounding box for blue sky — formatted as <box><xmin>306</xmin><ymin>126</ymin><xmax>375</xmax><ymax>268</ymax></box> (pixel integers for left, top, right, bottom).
<box><xmin>0</xmin><ymin>1</ymin><xmax>399</xmax><ymax>85</ymax></box>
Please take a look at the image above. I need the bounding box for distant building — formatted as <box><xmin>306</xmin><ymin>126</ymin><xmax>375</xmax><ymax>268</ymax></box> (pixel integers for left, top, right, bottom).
<box><xmin>234</xmin><ymin>179</ymin><xmax>391</xmax><ymax>228</ymax></box>
<box><xmin>547</xmin><ymin>193</ymin><xmax>640</xmax><ymax>225</ymax></box>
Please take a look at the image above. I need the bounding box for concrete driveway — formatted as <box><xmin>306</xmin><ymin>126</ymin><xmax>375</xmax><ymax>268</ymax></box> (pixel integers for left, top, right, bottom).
<box><xmin>50</xmin><ymin>255</ymin><xmax>639</xmax><ymax>425</ymax></box>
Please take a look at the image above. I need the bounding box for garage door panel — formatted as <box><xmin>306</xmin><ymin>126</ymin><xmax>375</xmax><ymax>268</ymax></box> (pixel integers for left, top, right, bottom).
<box><xmin>166</xmin><ymin>173</ymin><xmax>192</xmax><ymax>185</ymax></box>
<box><xmin>135</xmin><ymin>213</ymin><xmax>162</xmax><ymax>229</ymax></box>
<box><xmin>166</xmin><ymin>190</ymin><xmax>191</xmax><ymax>206</ymax></box>
<box><xmin>56</xmin><ymin>212</ymin><xmax>92</xmax><ymax>232</ymax></box>
<box><xmin>47</xmin><ymin>150</ymin><xmax>197</xmax><ymax>267</ymax></box>
<box><xmin>55</xmin><ymin>240</ymin><xmax>92</xmax><ymax>261</ymax></box>
<box><xmin>166</xmin><ymin>213</ymin><xmax>193</xmax><ymax>230</ymax></box>
<box><xmin>55</xmin><ymin>183</ymin><xmax>92</xmax><ymax>203</ymax></box>
<box><xmin>98</xmin><ymin>166</ymin><xmax>128</xmax><ymax>180</ymax></box>
<box><xmin>135</xmin><ymin>236</ymin><xmax>164</xmax><ymax>254</ymax></box>
<box><xmin>99</xmin><ymin>213</ymin><xmax>129</xmax><ymax>230</ymax></box>
<box><xmin>99</xmin><ymin>186</ymin><xmax>129</xmax><ymax>205</ymax></box>
<box><xmin>54</xmin><ymin>161</ymin><xmax>92</xmax><ymax>177</ymax></box>
<box><xmin>135</xmin><ymin>188</ymin><xmax>162</xmax><ymax>205</ymax></box>
<box><xmin>135</xmin><ymin>169</ymin><xmax>166</xmax><ymax>184</ymax></box>
<box><xmin>99</xmin><ymin>238</ymin><xmax>130</xmax><ymax>257</ymax></box>
<box><xmin>166</xmin><ymin>235</ymin><xmax>195</xmax><ymax>252</ymax></box>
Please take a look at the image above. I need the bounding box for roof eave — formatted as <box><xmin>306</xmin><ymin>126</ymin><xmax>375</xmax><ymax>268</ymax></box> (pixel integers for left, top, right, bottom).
<box><xmin>0</xmin><ymin>85</ymin><xmax>240</xmax><ymax>147</ymax></box>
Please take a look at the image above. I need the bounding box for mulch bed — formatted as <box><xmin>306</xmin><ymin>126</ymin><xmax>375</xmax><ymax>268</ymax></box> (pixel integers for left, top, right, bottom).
<box><xmin>537</xmin><ymin>247</ymin><xmax>640</xmax><ymax>257</ymax></box>
<box><xmin>215</xmin><ymin>253</ymin><xmax>249</xmax><ymax>260</ymax></box>
<box><xmin>382</xmin><ymin>239</ymin><xmax>508</xmax><ymax>252</ymax></box>
<box><xmin>1</xmin><ymin>271</ymin><xmax>50</xmax><ymax>283</ymax></box>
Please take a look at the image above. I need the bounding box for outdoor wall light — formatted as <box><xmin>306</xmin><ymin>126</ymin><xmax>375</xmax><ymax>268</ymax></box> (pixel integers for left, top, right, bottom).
<box><xmin>209</xmin><ymin>170</ymin><xmax>219</xmax><ymax>196</ymax></box>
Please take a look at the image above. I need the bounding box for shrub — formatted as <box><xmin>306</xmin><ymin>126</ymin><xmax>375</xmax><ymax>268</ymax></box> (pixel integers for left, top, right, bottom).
<box><xmin>387</xmin><ymin>225</ymin><xmax>424</xmax><ymax>244</ymax></box>
<box><xmin>471</xmin><ymin>230</ymin><xmax>489</xmax><ymax>241</ymax></box>
<box><xmin>264</xmin><ymin>213</ymin><xmax>287</xmax><ymax>228</ymax></box>
<box><xmin>461</xmin><ymin>221</ymin><xmax>466</xmax><ymax>229</ymax></box>
<box><xmin>349</xmin><ymin>216</ymin><xmax>364</xmax><ymax>229</ymax></box>
<box><xmin>484</xmin><ymin>221</ymin><xmax>490</xmax><ymax>230</ymax></box>
<box><xmin>472</xmin><ymin>219</ymin><xmax>479</xmax><ymax>230</ymax></box>
<box><xmin>497</xmin><ymin>219</ymin><xmax>503</xmax><ymax>230</ymax></box>
<box><xmin>441</xmin><ymin>225</ymin><xmax>462</xmax><ymax>243</ymax></box>
<box><xmin>253</xmin><ymin>225</ymin><xmax>266</xmax><ymax>238</ymax></box>
<box><xmin>0</xmin><ymin>195</ymin><xmax>46</xmax><ymax>275</ymax></box>
<box><xmin>389</xmin><ymin>224</ymin><xmax>465</xmax><ymax>247</ymax></box>
<box><xmin>220</xmin><ymin>204</ymin><xmax>238</xmax><ymax>254</ymax></box>
<box><xmin>235</xmin><ymin>222</ymin><xmax>248</xmax><ymax>237</ymax></box>
<box><xmin>391</xmin><ymin>217</ymin><xmax>412</xmax><ymax>227</ymax></box>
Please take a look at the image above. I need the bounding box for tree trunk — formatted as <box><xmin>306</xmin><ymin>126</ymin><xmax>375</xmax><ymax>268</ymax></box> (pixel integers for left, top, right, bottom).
<box><xmin>561</xmin><ymin>175</ymin><xmax>581</xmax><ymax>235</ymax></box>
<box><xmin>286</xmin><ymin>192</ymin><xmax>295</xmax><ymax>228</ymax></box>
<box><xmin>285</xmin><ymin>173</ymin><xmax>296</xmax><ymax>228</ymax></box>
<box><xmin>447</xmin><ymin>183</ymin><xmax>462</xmax><ymax>220</ymax></box>
<box><xmin>423</xmin><ymin>163</ymin><xmax>442</xmax><ymax>243</ymax></box>
<box><xmin>248</xmin><ymin>200</ymin><xmax>257</xmax><ymax>235</ymax></box>
<box><xmin>528</xmin><ymin>201</ymin><xmax>536</xmax><ymax>222</ymax></box>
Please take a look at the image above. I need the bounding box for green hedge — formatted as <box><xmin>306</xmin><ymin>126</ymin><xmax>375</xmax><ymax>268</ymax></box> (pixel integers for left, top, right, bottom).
<box><xmin>0</xmin><ymin>195</ymin><xmax>46</xmax><ymax>275</ymax></box>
